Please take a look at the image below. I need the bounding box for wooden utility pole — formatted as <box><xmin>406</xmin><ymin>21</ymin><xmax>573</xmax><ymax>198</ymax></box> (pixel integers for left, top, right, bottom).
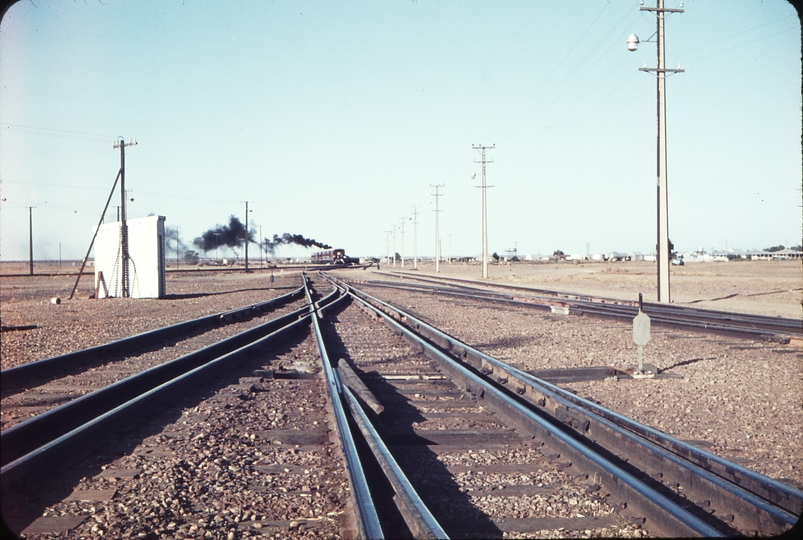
<box><xmin>27</xmin><ymin>206</ymin><xmax>35</xmax><ymax>275</ymax></box>
<box><xmin>113</xmin><ymin>137</ymin><xmax>137</xmax><ymax>297</ymax></box>
<box><xmin>430</xmin><ymin>184</ymin><xmax>444</xmax><ymax>273</ymax></box>
<box><xmin>411</xmin><ymin>206</ymin><xmax>419</xmax><ymax>269</ymax></box>
<box><xmin>472</xmin><ymin>144</ymin><xmax>495</xmax><ymax>279</ymax></box>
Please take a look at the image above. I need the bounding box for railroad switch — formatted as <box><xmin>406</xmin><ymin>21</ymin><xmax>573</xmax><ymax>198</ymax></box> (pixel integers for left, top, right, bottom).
<box><xmin>611</xmin><ymin>362</ymin><xmax>658</xmax><ymax>380</ymax></box>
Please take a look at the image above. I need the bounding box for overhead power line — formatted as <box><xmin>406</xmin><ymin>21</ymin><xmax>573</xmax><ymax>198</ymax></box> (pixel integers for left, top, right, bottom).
<box><xmin>1</xmin><ymin>123</ymin><xmax>117</xmax><ymax>141</ymax></box>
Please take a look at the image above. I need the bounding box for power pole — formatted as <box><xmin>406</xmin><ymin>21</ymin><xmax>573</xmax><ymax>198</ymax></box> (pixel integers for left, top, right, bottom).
<box><xmin>176</xmin><ymin>226</ymin><xmax>180</xmax><ymax>268</ymax></box>
<box><xmin>431</xmin><ymin>184</ymin><xmax>444</xmax><ymax>273</ymax></box>
<box><xmin>385</xmin><ymin>230</ymin><xmax>391</xmax><ymax>266</ymax></box>
<box><xmin>472</xmin><ymin>144</ymin><xmax>495</xmax><ymax>279</ymax></box>
<box><xmin>411</xmin><ymin>206</ymin><xmax>419</xmax><ymax>269</ymax></box>
<box><xmin>399</xmin><ymin>217</ymin><xmax>406</xmax><ymax>268</ymax></box>
<box><xmin>630</xmin><ymin>1</ymin><xmax>684</xmax><ymax>303</ymax></box>
<box><xmin>113</xmin><ymin>137</ymin><xmax>137</xmax><ymax>297</ymax></box>
<box><xmin>27</xmin><ymin>206</ymin><xmax>35</xmax><ymax>275</ymax></box>
<box><xmin>243</xmin><ymin>201</ymin><xmax>253</xmax><ymax>272</ymax></box>
<box><xmin>392</xmin><ymin>225</ymin><xmax>397</xmax><ymax>267</ymax></box>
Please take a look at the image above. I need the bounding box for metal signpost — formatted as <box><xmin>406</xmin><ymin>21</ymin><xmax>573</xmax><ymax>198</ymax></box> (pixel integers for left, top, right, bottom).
<box><xmin>632</xmin><ymin>293</ymin><xmax>654</xmax><ymax>379</ymax></box>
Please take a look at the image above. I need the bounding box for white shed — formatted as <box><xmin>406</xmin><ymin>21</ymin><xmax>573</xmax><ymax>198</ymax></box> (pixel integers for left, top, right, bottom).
<box><xmin>94</xmin><ymin>215</ymin><xmax>166</xmax><ymax>298</ymax></box>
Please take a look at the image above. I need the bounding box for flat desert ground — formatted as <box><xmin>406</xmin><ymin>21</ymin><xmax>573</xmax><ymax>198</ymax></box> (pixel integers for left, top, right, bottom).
<box><xmin>395</xmin><ymin>259</ymin><xmax>802</xmax><ymax>319</ymax></box>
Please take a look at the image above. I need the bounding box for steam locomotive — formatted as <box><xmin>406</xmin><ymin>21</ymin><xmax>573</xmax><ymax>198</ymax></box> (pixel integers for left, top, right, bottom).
<box><xmin>311</xmin><ymin>248</ymin><xmax>357</xmax><ymax>265</ymax></box>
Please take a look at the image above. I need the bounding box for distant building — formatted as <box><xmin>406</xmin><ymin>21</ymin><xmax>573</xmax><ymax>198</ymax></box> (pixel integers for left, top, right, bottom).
<box><xmin>738</xmin><ymin>249</ymin><xmax>801</xmax><ymax>261</ymax></box>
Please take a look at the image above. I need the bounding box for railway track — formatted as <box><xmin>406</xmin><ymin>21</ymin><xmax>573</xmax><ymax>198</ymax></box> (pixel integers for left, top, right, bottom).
<box><xmin>2</xmin><ymin>271</ymin><xmax>800</xmax><ymax>537</ymax></box>
<box><xmin>349</xmin><ymin>270</ymin><xmax>802</xmax><ymax>343</ymax></box>
<box><xmin>1</xmin><ymin>284</ymin><xmax>308</xmax><ymax>430</ymax></box>
<box><xmin>315</xmin><ymin>283</ymin><xmax>626</xmax><ymax>537</ymax></box>
<box><xmin>318</xmin><ymin>272</ymin><xmax>801</xmax><ymax>537</ymax></box>
<box><xmin>1</xmin><ymin>275</ymin><xmax>360</xmax><ymax>537</ymax></box>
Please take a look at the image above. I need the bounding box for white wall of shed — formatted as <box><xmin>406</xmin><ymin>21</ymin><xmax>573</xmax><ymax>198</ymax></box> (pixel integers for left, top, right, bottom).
<box><xmin>94</xmin><ymin>215</ymin><xmax>166</xmax><ymax>298</ymax></box>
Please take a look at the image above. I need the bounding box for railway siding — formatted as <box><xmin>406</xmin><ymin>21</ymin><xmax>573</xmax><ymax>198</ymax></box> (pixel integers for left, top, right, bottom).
<box><xmin>329</xmin><ymin>272</ymin><xmax>800</xmax><ymax>535</ymax></box>
<box><xmin>350</xmin><ymin>276</ymin><xmax>803</xmax><ymax>489</ymax></box>
<box><xmin>2</xmin><ymin>267</ymin><xmax>800</xmax><ymax>538</ymax></box>
<box><xmin>4</xmin><ymin>332</ymin><xmax>352</xmax><ymax>538</ymax></box>
<box><xmin>320</xmin><ymin>293</ymin><xmax>642</xmax><ymax>538</ymax></box>
<box><xmin>1</xmin><ymin>294</ymin><xmax>307</xmax><ymax>431</ymax></box>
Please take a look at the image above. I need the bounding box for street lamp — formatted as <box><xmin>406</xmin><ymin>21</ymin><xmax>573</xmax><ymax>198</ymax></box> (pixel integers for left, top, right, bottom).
<box><xmin>628</xmin><ymin>0</ymin><xmax>684</xmax><ymax>303</ymax></box>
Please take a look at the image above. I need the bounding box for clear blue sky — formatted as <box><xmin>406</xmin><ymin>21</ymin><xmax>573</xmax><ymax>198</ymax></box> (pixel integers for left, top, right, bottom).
<box><xmin>1</xmin><ymin>0</ymin><xmax>800</xmax><ymax>261</ymax></box>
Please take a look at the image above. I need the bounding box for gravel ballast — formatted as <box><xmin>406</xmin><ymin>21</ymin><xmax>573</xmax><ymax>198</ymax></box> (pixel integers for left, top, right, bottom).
<box><xmin>343</xmin><ymin>262</ymin><xmax>803</xmax><ymax>489</ymax></box>
<box><xmin>2</xmin><ymin>261</ymin><xmax>800</xmax><ymax>537</ymax></box>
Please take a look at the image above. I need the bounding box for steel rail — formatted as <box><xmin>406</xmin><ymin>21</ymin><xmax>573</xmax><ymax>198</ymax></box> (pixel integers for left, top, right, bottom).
<box><xmin>302</xmin><ymin>275</ymin><xmax>384</xmax><ymax>540</ymax></box>
<box><xmin>351</xmin><ymin>276</ymin><xmax>800</xmax><ymax>339</ymax></box>
<box><xmin>341</xmin><ymin>384</ymin><xmax>449</xmax><ymax>539</ymax></box>
<box><xmin>376</xmin><ymin>269</ymin><xmax>629</xmax><ymax>301</ymax></box>
<box><xmin>439</xmin><ymin>340</ymin><xmax>800</xmax><ymax>533</ymax></box>
<box><xmin>327</xmin><ymin>278</ymin><xmax>722</xmax><ymax>537</ymax></box>
<box><xmin>514</xmin><ymin>369</ymin><xmax>803</xmax><ymax>520</ymax></box>
<box><xmin>310</xmin><ymin>272</ymin><xmax>448</xmax><ymax>538</ymax></box>
<box><xmin>358</xmin><ymin>277</ymin><xmax>803</xmax><ymax>513</ymax></box>
<box><xmin>331</xmin><ymin>275</ymin><xmax>801</xmax><ymax>536</ymax></box>
<box><xmin>1</xmin><ymin>303</ymin><xmax>311</xmax><ymax>468</ymax></box>
<box><xmin>374</xmin><ymin>271</ymin><xmax>802</xmax><ymax>334</ymax></box>
<box><xmin>1</xmin><ymin>285</ymin><xmax>307</xmax><ymax>393</ymax></box>
<box><xmin>1</xmin><ymin>307</ymin><xmax>311</xmax><ymax>492</ymax></box>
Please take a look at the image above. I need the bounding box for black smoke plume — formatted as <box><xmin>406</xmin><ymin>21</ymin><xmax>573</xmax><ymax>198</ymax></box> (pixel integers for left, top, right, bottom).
<box><xmin>263</xmin><ymin>233</ymin><xmax>331</xmax><ymax>255</ymax></box>
<box><xmin>165</xmin><ymin>227</ymin><xmax>189</xmax><ymax>254</ymax></box>
<box><xmin>193</xmin><ymin>216</ymin><xmax>256</xmax><ymax>253</ymax></box>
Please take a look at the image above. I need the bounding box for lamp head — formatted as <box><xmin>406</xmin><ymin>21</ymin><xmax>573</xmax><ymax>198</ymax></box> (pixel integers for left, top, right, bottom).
<box><xmin>627</xmin><ymin>34</ymin><xmax>639</xmax><ymax>52</ymax></box>
<box><xmin>471</xmin><ymin>172</ymin><xmax>477</xmax><ymax>180</ymax></box>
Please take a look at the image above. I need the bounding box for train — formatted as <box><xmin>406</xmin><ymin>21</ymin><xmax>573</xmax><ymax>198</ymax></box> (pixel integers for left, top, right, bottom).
<box><xmin>311</xmin><ymin>248</ymin><xmax>358</xmax><ymax>265</ymax></box>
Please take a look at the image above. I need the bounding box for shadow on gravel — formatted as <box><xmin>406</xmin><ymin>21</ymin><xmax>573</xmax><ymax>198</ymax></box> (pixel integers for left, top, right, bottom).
<box><xmin>162</xmin><ymin>285</ymin><xmax>296</xmax><ymax>300</ymax></box>
<box><xmin>1</xmin><ymin>326</ymin><xmax>311</xmax><ymax>536</ymax></box>
<box><xmin>660</xmin><ymin>356</ymin><xmax>716</xmax><ymax>372</ymax></box>
<box><xmin>318</xmin><ymin>300</ymin><xmax>502</xmax><ymax>539</ymax></box>
<box><xmin>472</xmin><ymin>333</ymin><xmax>541</xmax><ymax>351</ymax></box>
